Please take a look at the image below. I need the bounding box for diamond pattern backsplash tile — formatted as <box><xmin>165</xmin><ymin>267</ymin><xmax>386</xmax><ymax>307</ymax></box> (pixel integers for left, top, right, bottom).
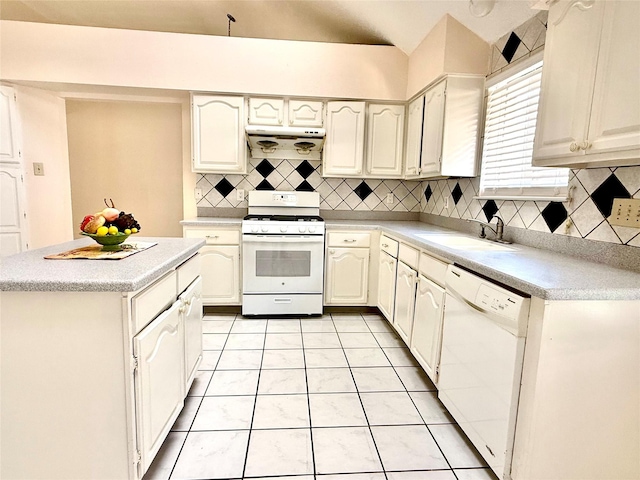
<box><xmin>420</xmin><ymin>166</ymin><xmax>640</xmax><ymax>246</ymax></box>
<box><xmin>196</xmin><ymin>158</ymin><xmax>422</xmax><ymax>213</ymax></box>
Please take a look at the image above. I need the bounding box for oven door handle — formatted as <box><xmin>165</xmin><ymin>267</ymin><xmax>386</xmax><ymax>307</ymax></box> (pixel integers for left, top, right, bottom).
<box><xmin>242</xmin><ymin>235</ymin><xmax>323</xmax><ymax>243</ymax></box>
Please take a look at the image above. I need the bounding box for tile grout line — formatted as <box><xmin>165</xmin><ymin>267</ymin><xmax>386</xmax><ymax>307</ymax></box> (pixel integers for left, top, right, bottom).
<box><xmin>299</xmin><ymin>317</ymin><xmax>318</xmax><ymax>478</ymax></box>
<box><xmin>168</xmin><ymin>313</ymin><xmax>238</xmax><ymax>480</ymax></box>
<box><xmin>332</xmin><ymin>312</ymin><xmax>389</xmax><ymax>480</ymax></box>
<box><xmin>240</xmin><ymin>316</ymin><xmax>269</xmax><ymax>479</ymax></box>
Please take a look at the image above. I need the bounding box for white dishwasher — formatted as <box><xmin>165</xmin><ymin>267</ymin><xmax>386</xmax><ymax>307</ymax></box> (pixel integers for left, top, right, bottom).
<box><xmin>438</xmin><ymin>265</ymin><xmax>530</xmax><ymax>479</ymax></box>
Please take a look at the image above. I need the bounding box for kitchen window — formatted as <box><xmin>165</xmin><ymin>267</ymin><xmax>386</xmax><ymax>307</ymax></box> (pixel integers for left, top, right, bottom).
<box><xmin>478</xmin><ymin>53</ymin><xmax>569</xmax><ymax>200</ymax></box>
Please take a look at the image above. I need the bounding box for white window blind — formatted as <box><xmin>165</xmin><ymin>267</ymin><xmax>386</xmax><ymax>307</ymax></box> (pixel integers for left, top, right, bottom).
<box><xmin>479</xmin><ymin>60</ymin><xmax>569</xmax><ymax>200</ymax></box>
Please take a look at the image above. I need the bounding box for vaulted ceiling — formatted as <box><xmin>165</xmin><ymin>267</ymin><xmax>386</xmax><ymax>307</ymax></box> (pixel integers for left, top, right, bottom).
<box><xmin>0</xmin><ymin>0</ymin><xmax>539</xmax><ymax>55</ymax></box>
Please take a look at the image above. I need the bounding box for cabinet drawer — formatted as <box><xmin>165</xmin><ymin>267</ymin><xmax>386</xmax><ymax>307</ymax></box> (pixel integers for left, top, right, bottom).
<box><xmin>380</xmin><ymin>235</ymin><xmax>399</xmax><ymax>258</ymax></box>
<box><xmin>327</xmin><ymin>232</ymin><xmax>371</xmax><ymax>248</ymax></box>
<box><xmin>184</xmin><ymin>228</ymin><xmax>240</xmax><ymax>245</ymax></box>
<box><xmin>419</xmin><ymin>252</ymin><xmax>448</xmax><ymax>286</ymax></box>
<box><xmin>177</xmin><ymin>254</ymin><xmax>201</xmax><ymax>295</ymax></box>
<box><xmin>398</xmin><ymin>243</ymin><xmax>419</xmax><ymax>270</ymax></box>
<box><xmin>132</xmin><ymin>271</ymin><xmax>177</xmax><ymax>334</ymax></box>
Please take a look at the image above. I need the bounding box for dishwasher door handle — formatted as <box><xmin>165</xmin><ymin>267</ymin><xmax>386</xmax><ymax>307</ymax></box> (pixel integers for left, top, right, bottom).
<box><xmin>447</xmin><ymin>287</ymin><xmax>489</xmax><ymax>316</ymax></box>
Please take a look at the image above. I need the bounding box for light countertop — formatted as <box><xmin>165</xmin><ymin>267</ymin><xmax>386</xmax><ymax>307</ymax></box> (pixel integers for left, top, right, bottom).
<box><xmin>0</xmin><ymin>237</ymin><xmax>204</xmax><ymax>292</ymax></box>
<box><xmin>182</xmin><ymin>217</ymin><xmax>640</xmax><ymax>301</ymax></box>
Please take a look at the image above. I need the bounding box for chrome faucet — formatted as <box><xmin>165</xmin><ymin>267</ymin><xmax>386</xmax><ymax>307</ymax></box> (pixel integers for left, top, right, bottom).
<box><xmin>467</xmin><ymin>216</ymin><xmax>511</xmax><ymax>244</ymax></box>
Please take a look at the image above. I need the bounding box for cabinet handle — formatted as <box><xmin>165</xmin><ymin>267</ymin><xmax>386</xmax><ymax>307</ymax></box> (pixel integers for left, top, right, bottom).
<box><xmin>579</xmin><ymin>141</ymin><xmax>591</xmax><ymax>151</ymax></box>
<box><xmin>382</xmin><ymin>243</ymin><xmax>389</xmax><ymax>247</ymax></box>
<box><xmin>569</xmin><ymin>142</ymin><xmax>580</xmax><ymax>153</ymax></box>
<box><xmin>343</xmin><ymin>239</ymin><xmax>357</xmax><ymax>243</ymax></box>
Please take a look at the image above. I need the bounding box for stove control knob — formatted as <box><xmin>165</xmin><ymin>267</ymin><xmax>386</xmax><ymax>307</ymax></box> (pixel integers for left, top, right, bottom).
<box><xmin>261</xmin><ymin>226</ymin><xmax>269</xmax><ymax>233</ymax></box>
<box><xmin>280</xmin><ymin>226</ymin><xmax>288</xmax><ymax>233</ymax></box>
<box><xmin>251</xmin><ymin>226</ymin><xmax>259</xmax><ymax>233</ymax></box>
<box><xmin>308</xmin><ymin>226</ymin><xmax>316</xmax><ymax>233</ymax></box>
<box><xmin>299</xmin><ymin>226</ymin><xmax>307</xmax><ymax>233</ymax></box>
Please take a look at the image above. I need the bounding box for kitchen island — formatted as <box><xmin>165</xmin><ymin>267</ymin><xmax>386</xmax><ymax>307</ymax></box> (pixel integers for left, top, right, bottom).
<box><xmin>0</xmin><ymin>237</ymin><xmax>205</xmax><ymax>480</ymax></box>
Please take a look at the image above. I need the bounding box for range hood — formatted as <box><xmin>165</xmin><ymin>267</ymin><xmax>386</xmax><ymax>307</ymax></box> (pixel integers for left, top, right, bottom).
<box><xmin>245</xmin><ymin>125</ymin><xmax>326</xmax><ymax>161</ymax></box>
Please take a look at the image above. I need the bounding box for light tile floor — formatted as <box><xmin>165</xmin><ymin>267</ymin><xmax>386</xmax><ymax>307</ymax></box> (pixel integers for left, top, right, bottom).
<box><xmin>144</xmin><ymin>313</ymin><xmax>498</xmax><ymax>480</ymax></box>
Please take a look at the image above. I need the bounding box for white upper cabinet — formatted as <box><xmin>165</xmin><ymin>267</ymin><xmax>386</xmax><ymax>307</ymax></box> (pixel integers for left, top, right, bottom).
<box><xmin>365</xmin><ymin>104</ymin><xmax>405</xmax><ymax>178</ymax></box>
<box><xmin>248</xmin><ymin>97</ymin><xmax>285</xmax><ymax>125</ymax></box>
<box><xmin>192</xmin><ymin>95</ymin><xmax>246</xmax><ymax>174</ymax></box>
<box><xmin>404</xmin><ymin>95</ymin><xmax>424</xmax><ymax>178</ymax></box>
<box><xmin>420</xmin><ymin>80</ymin><xmax>447</xmax><ymax>177</ymax></box>
<box><xmin>322</xmin><ymin>101</ymin><xmax>366</xmax><ymax>177</ymax></box>
<box><xmin>533</xmin><ymin>0</ymin><xmax>640</xmax><ymax>168</ymax></box>
<box><xmin>288</xmin><ymin>99</ymin><xmax>324</xmax><ymax>127</ymax></box>
<box><xmin>419</xmin><ymin>76</ymin><xmax>483</xmax><ymax>178</ymax></box>
<box><xmin>0</xmin><ymin>86</ymin><xmax>21</xmax><ymax>164</ymax></box>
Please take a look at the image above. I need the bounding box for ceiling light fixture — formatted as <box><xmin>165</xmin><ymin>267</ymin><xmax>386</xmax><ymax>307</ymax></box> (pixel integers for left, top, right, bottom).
<box><xmin>469</xmin><ymin>0</ymin><xmax>497</xmax><ymax>17</ymax></box>
<box><xmin>227</xmin><ymin>13</ymin><xmax>236</xmax><ymax>36</ymax></box>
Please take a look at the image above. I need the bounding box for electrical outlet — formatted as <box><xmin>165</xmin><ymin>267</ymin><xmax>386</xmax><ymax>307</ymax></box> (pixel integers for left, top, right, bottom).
<box><xmin>385</xmin><ymin>193</ymin><xmax>394</xmax><ymax>205</ymax></box>
<box><xmin>237</xmin><ymin>189</ymin><xmax>245</xmax><ymax>201</ymax></box>
<box><xmin>194</xmin><ymin>188</ymin><xmax>203</xmax><ymax>201</ymax></box>
<box><xmin>608</xmin><ymin>197</ymin><xmax>640</xmax><ymax>228</ymax></box>
<box><xmin>33</xmin><ymin>162</ymin><xmax>44</xmax><ymax>176</ymax></box>
<box><xmin>444</xmin><ymin>197</ymin><xmax>449</xmax><ymax>209</ymax></box>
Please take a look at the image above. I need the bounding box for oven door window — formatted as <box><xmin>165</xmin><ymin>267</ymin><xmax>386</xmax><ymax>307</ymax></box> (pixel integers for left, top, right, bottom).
<box><xmin>256</xmin><ymin>250</ymin><xmax>311</xmax><ymax>277</ymax></box>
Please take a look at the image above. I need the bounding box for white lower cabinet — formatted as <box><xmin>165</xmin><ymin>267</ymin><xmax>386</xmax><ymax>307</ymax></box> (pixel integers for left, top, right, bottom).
<box><xmin>183</xmin><ymin>227</ymin><xmax>241</xmax><ymax>305</ymax></box>
<box><xmin>410</xmin><ymin>275</ymin><xmax>445</xmax><ymax>384</ymax></box>
<box><xmin>200</xmin><ymin>245</ymin><xmax>240</xmax><ymax>304</ymax></box>
<box><xmin>325</xmin><ymin>247</ymin><xmax>370</xmax><ymax>305</ymax></box>
<box><xmin>181</xmin><ymin>276</ymin><xmax>203</xmax><ymax>389</ymax></box>
<box><xmin>133</xmin><ymin>300</ymin><xmax>185</xmax><ymax>474</ymax></box>
<box><xmin>377</xmin><ymin>251</ymin><xmax>397</xmax><ymax>321</ymax></box>
<box><xmin>393</xmin><ymin>261</ymin><xmax>417</xmax><ymax>343</ymax></box>
<box><xmin>325</xmin><ymin>231</ymin><xmax>371</xmax><ymax>305</ymax></box>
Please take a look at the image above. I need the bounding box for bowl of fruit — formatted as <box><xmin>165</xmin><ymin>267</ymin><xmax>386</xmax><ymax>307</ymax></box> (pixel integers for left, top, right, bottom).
<box><xmin>80</xmin><ymin>199</ymin><xmax>141</xmax><ymax>251</ymax></box>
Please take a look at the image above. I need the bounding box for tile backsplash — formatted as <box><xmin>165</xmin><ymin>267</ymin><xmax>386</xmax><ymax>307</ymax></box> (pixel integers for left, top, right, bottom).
<box><xmin>420</xmin><ymin>166</ymin><xmax>640</xmax><ymax>247</ymax></box>
<box><xmin>196</xmin><ymin>158</ymin><xmax>422</xmax><ymax>213</ymax></box>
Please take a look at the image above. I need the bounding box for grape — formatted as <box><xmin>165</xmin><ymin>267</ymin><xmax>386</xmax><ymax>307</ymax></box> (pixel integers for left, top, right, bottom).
<box><xmin>112</xmin><ymin>212</ymin><xmax>141</xmax><ymax>231</ymax></box>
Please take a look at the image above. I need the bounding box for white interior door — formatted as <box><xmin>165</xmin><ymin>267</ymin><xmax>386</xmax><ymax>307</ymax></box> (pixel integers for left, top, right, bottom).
<box><xmin>0</xmin><ymin>86</ymin><xmax>21</xmax><ymax>164</ymax></box>
<box><xmin>0</xmin><ymin>164</ymin><xmax>27</xmax><ymax>256</ymax></box>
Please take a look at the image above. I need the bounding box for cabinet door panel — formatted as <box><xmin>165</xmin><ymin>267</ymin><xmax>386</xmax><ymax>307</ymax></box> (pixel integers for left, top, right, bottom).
<box><xmin>404</xmin><ymin>96</ymin><xmax>424</xmax><ymax>178</ymax></box>
<box><xmin>289</xmin><ymin>100</ymin><xmax>323</xmax><ymax>127</ymax></box>
<box><xmin>200</xmin><ymin>245</ymin><xmax>240</xmax><ymax>305</ymax></box>
<box><xmin>410</xmin><ymin>275</ymin><xmax>445</xmax><ymax>384</ymax></box>
<box><xmin>393</xmin><ymin>261</ymin><xmax>417</xmax><ymax>344</ymax></box>
<box><xmin>134</xmin><ymin>301</ymin><xmax>184</xmax><ymax>475</ymax></box>
<box><xmin>533</xmin><ymin>0</ymin><xmax>604</xmax><ymax>161</ymax></box>
<box><xmin>325</xmin><ymin>247</ymin><xmax>369</xmax><ymax>304</ymax></box>
<box><xmin>249</xmin><ymin>98</ymin><xmax>284</xmax><ymax>125</ymax></box>
<box><xmin>377</xmin><ymin>251</ymin><xmax>397</xmax><ymax>322</ymax></box>
<box><xmin>192</xmin><ymin>95</ymin><xmax>246</xmax><ymax>173</ymax></box>
<box><xmin>366</xmin><ymin>104</ymin><xmax>405</xmax><ymax>178</ymax></box>
<box><xmin>420</xmin><ymin>80</ymin><xmax>446</xmax><ymax>176</ymax></box>
<box><xmin>181</xmin><ymin>277</ymin><xmax>203</xmax><ymax>390</ymax></box>
<box><xmin>587</xmin><ymin>0</ymin><xmax>640</xmax><ymax>155</ymax></box>
<box><xmin>323</xmin><ymin>102</ymin><xmax>366</xmax><ymax>177</ymax></box>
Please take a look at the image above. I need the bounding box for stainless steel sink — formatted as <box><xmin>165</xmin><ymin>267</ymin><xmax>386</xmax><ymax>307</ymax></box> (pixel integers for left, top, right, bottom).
<box><xmin>415</xmin><ymin>233</ymin><xmax>516</xmax><ymax>252</ymax></box>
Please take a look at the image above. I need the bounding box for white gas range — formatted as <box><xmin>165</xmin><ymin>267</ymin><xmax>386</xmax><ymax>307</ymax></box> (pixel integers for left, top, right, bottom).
<box><xmin>242</xmin><ymin>191</ymin><xmax>325</xmax><ymax>316</ymax></box>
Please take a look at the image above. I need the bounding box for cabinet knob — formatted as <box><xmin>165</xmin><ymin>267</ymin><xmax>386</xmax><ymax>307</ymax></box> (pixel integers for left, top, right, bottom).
<box><xmin>329</xmin><ymin>249</ymin><xmax>335</xmax><ymax>254</ymax></box>
<box><xmin>569</xmin><ymin>142</ymin><xmax>580</xmax><ymax>152</ymax></box>
<box><xmin>579</xmin><ymin>141</ymin><xmax>591</xmax><ymax>151</ymax></box>
<box><xmin>382</xmin><ymin>243</ymin><xmax>389</xmax><ymax>247</ymax></box>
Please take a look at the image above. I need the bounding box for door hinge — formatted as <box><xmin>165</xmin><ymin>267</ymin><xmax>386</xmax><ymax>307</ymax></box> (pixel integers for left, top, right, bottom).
<box><xmin>132</xmin><ymin>355</ymin><xmax>139</xmax><ymax>373</ymax></box>
<box><xmin>435</xmin><ymin>364</ymin><xmax>440</xmax><ymax>375</ymax></box>
<box><xmin>134</xmin><ymin>450</ymin><xmax>141</xmax><ymax>465</ymax></box>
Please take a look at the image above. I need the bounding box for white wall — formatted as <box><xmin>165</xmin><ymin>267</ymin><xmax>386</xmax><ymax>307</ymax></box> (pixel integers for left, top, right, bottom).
<box><xmin>14</xmin><ymin>85</ymin><xmax>74</xmax><ymax>248</ymax></box>
<box><xmin>0</xmin><ymin>20</ymin><xmax>409</xmax><ymax>101</ymax></box>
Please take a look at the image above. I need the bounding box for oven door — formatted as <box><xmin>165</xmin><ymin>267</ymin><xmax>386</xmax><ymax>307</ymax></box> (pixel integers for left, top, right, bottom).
<box><xmin>242</xmin><ymin>234</ymin><xmax>324</xmax><ymax>294</ymax></box>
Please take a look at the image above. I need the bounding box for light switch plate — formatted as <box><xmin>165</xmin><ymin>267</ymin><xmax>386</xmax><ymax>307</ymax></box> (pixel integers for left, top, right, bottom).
<box><xmin>194</xmin><ymin>188</ymin><xmax>203</xmax><ymax>201</ymax></box>
<box><xmin>385</xmin><ymin>193</ymin><xmax>394</xmax><ymax>204</ymax></box>
<box><xmin>33</xmin><ymin>162</ymin><xmax>44</xmax><ymax>176</ymax></box>
<box><xmin>608</xmin><ymin>198</ymin><xmax>640</xmax><ymax>228</ymax></box>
